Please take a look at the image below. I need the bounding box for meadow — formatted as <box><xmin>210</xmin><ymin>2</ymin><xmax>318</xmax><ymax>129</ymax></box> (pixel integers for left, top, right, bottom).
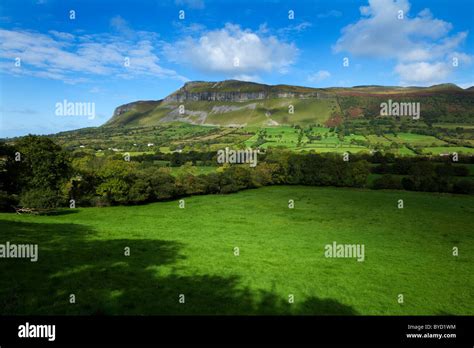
<box><xmin>242</xmin><ymin>126</ymin><xmax>473</xmax><ymax>155</ymax></box>
<box><xmin>0</xmin><ymin>186</ymin><xmax>472</xmax><ymax>315</ymax></box>
<box><xmin>49</xmin><ymin>120</ymin><xmax>474</xmax><ymax>157</ymax></box>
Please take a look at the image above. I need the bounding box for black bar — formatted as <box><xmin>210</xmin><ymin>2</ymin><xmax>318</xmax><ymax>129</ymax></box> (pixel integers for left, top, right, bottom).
<box><xmin>0</xmin><ymin>316</ymin><xmax>472</xmax><ymax>345</ymax></box>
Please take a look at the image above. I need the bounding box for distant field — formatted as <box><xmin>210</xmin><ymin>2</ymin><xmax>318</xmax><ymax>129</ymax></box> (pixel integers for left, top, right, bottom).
<box><xmin>244</xmin><ymin>126</ymin><xmax>371</xmax><ymax>153</ymax></box>
<box><xmin>0</xmin><ymin>186</ymin><xmax>472</xmax><ymax>315</ymax></box>
<box><xmin>421</xmin><ymin>147</ymin><xmax>474</xmax><ymax>155</ymax></box>
<box><xmin>239</xmin><ymin>127</ymin><xmax>474</xmax><ymax>155</ymax></box>
<box><xmin>49</xmin><ymin>121</ymin><xmax>474</xmax><ymax>157</ymax></box>
<box><xmin>244</xmin><ymin>126</ymin><xmax>300</xmax><ymax>148</ymax></box>
<box><xmin>298</xmin><ymin>146</ymin><xmax>368</xmax><ymax>153</ymax></box>
<box><xmin>124</xmin><ymin>151</ymin><xmax>155</xmax><ymax>156</ymax></box>
<box><xmin>364</xmin><ymin>135</ymin><xmax>392</xmax><ymax>145</ymax></box>
<box><xmin>393</xmin><ymin>146</ymin><xmax>416</xmax><ymax>156</ymax></box>
<box><xmin>385</xmin><ymin>133</ymin><xmax>447</xmax><ymax>146</ymax></box>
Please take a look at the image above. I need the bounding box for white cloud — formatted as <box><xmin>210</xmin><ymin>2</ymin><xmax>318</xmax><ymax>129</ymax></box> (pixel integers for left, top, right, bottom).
<box><xmin>232</xmin><ymin>74</ymin><xmax>262</xmax><ymax>83</ymax></box>
<box><xmin>457</xmin><ymin>82</ymin><xmax>474</xmax><ymax>89</ymax></box>
<box><xmin>164</xmin><ymin>23</ymin><xmax>298</xmax><ymax>75</ymax></box>
<box><xmin>448</xmin><ymin>51</ymin><xmax>473</xmax><ymax>65</ymax></box>
<box><xmin>0</xmin><ymin>25</ymin><xmax>187</xmax><ymax>84</ymax></box>
<box><xmin>110</xmin><ymin>15</ymin><xmax>134</xmax><ymax>38</ymax></box>
<box><xmin>277</xmin><ymin>22</ymin><xmax>312</xmax><ymax>36</ymax></box>
<box><xmin>333</xmin><ymin>0</ymin><xmax>454</xmax><ymax>60</ymax></box>
<box><xmin>308</xmin><ymin>70</ymin><xmax>331</xmax><ymax>82</ymax></box>
<box><xmin>333</xmin><ymin>0</ymin><xmax>472</xmax><ymax>84</ymax></box>
<box><xmin>395</xmin><ymin>62</ymin><xmax>450</xmax><ymax>85</ymax></box>
<box><xmin>48</xmin><ymin>30</ymin><xmax>75</xmax><ymax>41</ymax></box>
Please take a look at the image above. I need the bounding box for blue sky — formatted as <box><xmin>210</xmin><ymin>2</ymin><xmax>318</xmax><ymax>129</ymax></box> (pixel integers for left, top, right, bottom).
<box><xmin>0</xmin><ymin>0</ymin><xmax>473</xmax><ymax>137</ymax></box>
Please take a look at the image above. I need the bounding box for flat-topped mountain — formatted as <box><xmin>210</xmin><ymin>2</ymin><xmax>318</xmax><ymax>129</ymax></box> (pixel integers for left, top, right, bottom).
<box><xmin>105</xmin><ymin>80</ymin><xmax>474</xmax><ymax>128</ymax></box>
<box><xmin>163</xmin><ymin>80</ymin><xmax>325</xmax><ymax>102</ymax></box>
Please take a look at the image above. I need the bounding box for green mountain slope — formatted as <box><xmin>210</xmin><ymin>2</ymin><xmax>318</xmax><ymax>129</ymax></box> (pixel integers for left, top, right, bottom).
<box><xmin>104</xmin><ymin>80</ymin><xmax>474</xmax><ymax>128</ymax></box>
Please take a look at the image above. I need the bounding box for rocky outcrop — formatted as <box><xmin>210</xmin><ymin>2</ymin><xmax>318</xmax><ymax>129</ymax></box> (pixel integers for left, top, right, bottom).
<box><xmin>113</xmin><ymin>103</ymin><xmax>136</xmax><ymax>117</ymax></box>
<box><xmin>161</xmin><ymin>80</ymin><xmax>333</xmax><ymax>103</ymax></box>
<box><xmin>164</xmin><ymin>90</ymin><xmax>330</xmax><ymax>103</ymax></box>
<box><xmin>112</xmin><ymin>100</ymin><xmax>160</xmax><ymax>117</ymax></box>
<box><xmin>164</xmin><ymin>91</ymin><xmax>268</xmax><ymax>102</ymax></box>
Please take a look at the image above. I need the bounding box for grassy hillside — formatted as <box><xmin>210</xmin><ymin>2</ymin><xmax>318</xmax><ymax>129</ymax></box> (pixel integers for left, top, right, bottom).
<box><xmin>104</xmin><ymin>100</ymin><xmax>162</xmax><ymax>127</ymax></box>
<box><xmin>0</xmin><ymin>186</ymin><xmax>472</xmax><ymax>315</ymax></box>
<box><xmin>104</xmin><ymin>80</ymin><xmax>474</xmax><ymax>128</ymax></box>
<box><xmin>107</xmin><ymin>98</ymin><xmax>339</xmax><ymax>128</ymax></box>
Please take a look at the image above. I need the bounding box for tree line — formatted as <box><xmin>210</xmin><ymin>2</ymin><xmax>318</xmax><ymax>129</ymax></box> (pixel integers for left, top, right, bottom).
<box><xmin>0</xmin><ymin>135</ymin><xmax>472</xmax><ymax>211</ymax></box>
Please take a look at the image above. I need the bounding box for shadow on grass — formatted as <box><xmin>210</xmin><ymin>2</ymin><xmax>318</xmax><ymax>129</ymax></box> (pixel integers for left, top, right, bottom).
<box><xmin>43</xmin><ymin>209</ymin><xmax>80</xmax><ymax>216</ymax></box>
<box><xmin>0</xmin><ymin>220</ymin><xmax>357</xmax><ymax>315</ymax></box>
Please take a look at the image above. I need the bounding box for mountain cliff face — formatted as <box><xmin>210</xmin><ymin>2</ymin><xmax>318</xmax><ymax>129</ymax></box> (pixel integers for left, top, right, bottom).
<box><xmin>105</xmin><ymin>80</ymin><xmax>474</xmax><ymax>128</ymax></box>
<box><xmin>164</xmin><ymin>90</ymin><xmax>268</xmax><ymax>102</ymax></box>
<box><xmin>112</xmin><ymin>100</ymin><xmax>162</xmax><ymax>118</ymax></box>
<box><xmin>162</xmin><ymin>80</ymin><xmax>327</xmax><ymax>103</ymax></box>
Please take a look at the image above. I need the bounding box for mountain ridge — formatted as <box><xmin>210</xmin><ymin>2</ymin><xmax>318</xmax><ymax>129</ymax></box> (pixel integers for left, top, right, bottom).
<box><xmin>106</xmin><ymin>80</ymin><xmax>474</xmax><ymax>128</ymax></box>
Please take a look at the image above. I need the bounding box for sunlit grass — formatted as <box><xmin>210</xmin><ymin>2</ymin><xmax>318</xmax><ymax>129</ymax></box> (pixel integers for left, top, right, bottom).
<box><xmin>0</xmin><ymin>186</ymin><xmax>472</xmax><ymax>315</ymax></box>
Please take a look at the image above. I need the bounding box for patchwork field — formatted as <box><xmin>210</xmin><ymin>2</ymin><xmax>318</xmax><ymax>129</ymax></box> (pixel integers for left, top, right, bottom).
<box><xmin>0</xmin><ymin>186</ymin><xmax>472</xmax><ymax>315</ymax></box>
<box><xmin>244</xmin><ymin>126</ymin><xmax>366</xmax><ymax>152</ymax></box>
<box><xmin>421</xmin><ymin>146</ymin><xmax>474</xmax><ymax>155</ymax></box>
<box><xmin>49</xmin><ymin>121</ymin><xmax>474</xmax><ymax>157</ymax></box>
<box><xmin>384</xmin><ymin>133</ymin><xmax>447</xmax><ymax>146</ymax></box>
<box><xmin>241</xmin><ymin>126</ymin><xmax>474</xmax><ymax>155</ymax></box>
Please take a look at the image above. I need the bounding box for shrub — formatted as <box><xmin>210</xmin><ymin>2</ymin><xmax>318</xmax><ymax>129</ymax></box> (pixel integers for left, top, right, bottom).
<box><xmin>453</xmin><ymin>165</ymin><xmax>470</xmax><ymax>177</ymax></box>
<box><xmin>19</xmin><ymin>188</ymin><xmax>62</xmax><ymax>209</ymax></box>
<box><xmin>372</xmin><ymin>175</ymin><xmax>403</xmax><ymax>190</ymax></box>
<box><xmin>0</xmin><ymin>191</ymin><xmax>17</xmax><ymax>212</ymax></box>
<box><xmin>401</xmin><ymin>177</ymin><xmax>416</xmax><ymax>191</ymax></box>
<box><xmin>128</xmin><ymin>179</ymin><xmax>152</xmax><ymax>203</ymax></box>
<box><xmin>453</xmin><ymin>179</ymin><xmax>474</xmax><ymax>194</ymax></box>
<box><xmin>90</xmin><ymin>196</ymin><xmax>111</xmax><ymax>207</ymax></box>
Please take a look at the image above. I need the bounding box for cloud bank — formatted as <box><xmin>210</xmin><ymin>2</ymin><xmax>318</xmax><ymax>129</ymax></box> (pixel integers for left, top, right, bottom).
<box><xmin>0</xmin><ymin>18</ymin><xmax>187</xmax><ymax>84</ymax></box>
<box><xmin>164</xmin><ymin>23</ymin><xmax>298</xmax><ymax>76</ymax></box>
<box><xmin>333</xmin><ymin>0</ymin><xmax>472</xmax><ymax>85</ymax></box>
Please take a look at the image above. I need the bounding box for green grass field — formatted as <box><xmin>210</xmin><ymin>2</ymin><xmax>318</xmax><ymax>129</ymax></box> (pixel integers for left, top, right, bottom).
<box><xmin>243</xmin><ymin>126</ymin><xmax>370</xmax><ymax>153</ymax></box>
<box><xmin>385</xmin><ymin>133</ymin><xmax>447</xmax><ymax>146</ymax></box>
<box><xmin>364</xmin><ymin>134</ymin><xmax>392</xmax><ymax>145</ymax></box>
<box><xmin>298</xmin><ymin>146</ymin><xmax>368</xmax><ymax>153</ymax></box>
<box><xmin>262</xmin><ymin>98</ymin><xmax>338</xmax><ymax>125</ymax></box>
<box><xmin>244</xmin><ymin>126</ymin><xmax>300</xmax><ymax>148</ymax></box>
<box><xmin>0</xmin><ymin>186</ymin><xmax>472</xmax><ymax>315</ymax></box>
<box><xmin>421</xmin><ymin>146</ymin><xmax>474</xmax><ymax>155</ymax></box>
<box><xmin>52</xmin><ymin>121</ymin><xmax>474</xmax><ymax>157</ymax></box>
